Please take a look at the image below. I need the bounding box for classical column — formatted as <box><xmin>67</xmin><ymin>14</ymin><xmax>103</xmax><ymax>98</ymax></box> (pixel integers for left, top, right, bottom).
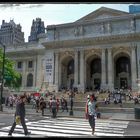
<box><xmin>33</xmin><ymin>58</ymin><xmax>36</xmax><ymax>87</ymax></box>
<box><xmin>107</xmin><ymin>48</ymin><xmax>114</xmax><ymax>90</ymax></box>
<box><xmin>36</xmin><ymin>55</ymin><xmax>43</xmax><ymax>89</ymax></box>
<box><xmin>54</xmin><ymin>52</ymin><xmax>59</xmax><ymax>91</ymax></box>
<box><xmin>55</xmin><ymin>52</ymin><xmax>59</xmax><ymax>85</ymax></box>
<box><xmin>58</xmin><ymin>61</ymin><xmax>61</xmax><ymax>89</ymax></box>
<box><xmin>22</xmin><ymin>61</ymin><xmax>26</xmax><ymax>89</ymax></box>
<box><xmin>74</xmin><ymin>50</ymin><xmax>78</xmax><ymax>87</ymax></box>
<box><xmin>131</xmin><ymin>47</ymin><xmax>137</xmax><ymax>90</ymax></box>
<box><xmin>101</xmin><ymin>48</ymin><xmax>106</xmax><ymax>89</ymax></box>
<box><xmin>80</xmin><ymin>50</ymin><xmax>85</xmax><ymax>92</ymax></box>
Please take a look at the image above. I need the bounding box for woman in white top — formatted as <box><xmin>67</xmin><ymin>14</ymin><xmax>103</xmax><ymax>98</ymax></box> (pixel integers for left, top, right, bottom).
<box><xmin>86</xmin><ymin>93</ymin><xmax>96</xmax><ymax>135</ymax></box>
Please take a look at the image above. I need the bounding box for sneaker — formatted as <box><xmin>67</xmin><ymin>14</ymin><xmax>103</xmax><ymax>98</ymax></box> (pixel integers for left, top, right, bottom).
<box><xmin>8</xmin><ymin>133</ymin><xmax>12</xmax><ymax>136</ymax></box>
<box><xmin>25</xmin><ymin>132</ymin><xmax>31</xmax><ymax>135</ymax></box>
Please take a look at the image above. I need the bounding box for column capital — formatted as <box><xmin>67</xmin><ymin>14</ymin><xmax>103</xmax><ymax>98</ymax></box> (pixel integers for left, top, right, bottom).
<box><xmin>80</xmin><ymin>49</ymin><xmax>85</xmax><ymax>53</ymax></box>
<box><xmin>107</xmin><ymin>48</ymin><xmax>112</xmax><ymax>53</ymax></box>
<box><xmin>102</xmin><ymin>48</ymin><xmax>106</xmax><ymax>52</ymax></box>
<box><xmin>131</xmin><ymin>46</ymin><xmax>136</xmax><ymax>51</ymax></box>
<box><xmin>54</xmin><ymin>51</ymin><xmax>59</xmax><ymax>55</ymax></box>
<box><xmin>74</xmin><ymin>48</ymin><xmax>80</xmax><ymax>52</ymax></box>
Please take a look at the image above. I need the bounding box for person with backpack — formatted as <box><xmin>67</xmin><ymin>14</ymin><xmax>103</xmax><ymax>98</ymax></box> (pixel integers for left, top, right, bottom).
<box><xmin>85</xmin><ymin>93</ymin><xmax>96</xmax><ymax>135</ymax></box>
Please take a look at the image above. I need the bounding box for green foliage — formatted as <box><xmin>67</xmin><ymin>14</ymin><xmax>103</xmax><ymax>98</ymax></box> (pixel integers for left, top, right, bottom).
<box><xmin>0</xmin><ymin>48</ymin><xmax>22</xmax><ymax>90</ymax></box>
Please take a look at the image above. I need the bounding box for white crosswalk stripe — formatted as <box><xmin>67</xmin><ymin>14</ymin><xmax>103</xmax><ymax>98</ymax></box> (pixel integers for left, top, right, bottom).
<box><xmin>0</xmin><ymin>117</ymin><xmax>129</xmax><ymax>137</ymax></box>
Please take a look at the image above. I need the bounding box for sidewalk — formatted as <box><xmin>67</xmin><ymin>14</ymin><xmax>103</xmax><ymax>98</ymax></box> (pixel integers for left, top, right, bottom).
<box><xmin>0</xmin><ymin>105</ymin><xmax>139</xmax><ymax>122</ymax></box>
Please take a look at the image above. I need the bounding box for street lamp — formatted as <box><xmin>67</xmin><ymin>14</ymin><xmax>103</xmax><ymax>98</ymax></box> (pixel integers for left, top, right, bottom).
<box><xmin>0</xmin><ymin>41</ymin><xmax>6</xmax><ymax>112</ymax></box>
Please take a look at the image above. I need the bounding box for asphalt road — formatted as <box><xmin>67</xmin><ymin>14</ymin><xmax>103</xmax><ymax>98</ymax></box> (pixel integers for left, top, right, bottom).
<box><xmin>0</xmin><ymin>113</ymin><xmax>140</xmax><ymax>137</ymax></box>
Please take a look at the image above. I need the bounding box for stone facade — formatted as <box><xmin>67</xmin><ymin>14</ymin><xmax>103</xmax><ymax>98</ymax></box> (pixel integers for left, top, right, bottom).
<box><xmin>5</xmin><ymin>7</ymin><xmax>140</xmax><ymax>92</ymax></box>
<box><xmin>28</xmin><ymin>18</ymin><xmax>45</xmax><ymax>42</ymax></box>
<box><xmin>0</xmin><ymin>20</ymin><xmax>24</xmax><ymax>45</ymax></box>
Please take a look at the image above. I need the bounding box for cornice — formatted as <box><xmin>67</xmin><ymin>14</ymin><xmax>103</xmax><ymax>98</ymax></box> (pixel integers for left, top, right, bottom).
<box><xmin>47</xmin><ymin>14</ymin><xmax>140</xmax><ymax>30</ymax></box>
<box><xmin>42</xmin><ymin>32</ymin><xmax>140</xmax><ymax>49</ymax></box>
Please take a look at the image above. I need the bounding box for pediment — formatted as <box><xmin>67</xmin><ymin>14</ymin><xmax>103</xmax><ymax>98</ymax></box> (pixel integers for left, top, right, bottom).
<box><xmin>76</xmin><ymin>7</ymin><xmax>129</xmax><ymax>22</ymax></box>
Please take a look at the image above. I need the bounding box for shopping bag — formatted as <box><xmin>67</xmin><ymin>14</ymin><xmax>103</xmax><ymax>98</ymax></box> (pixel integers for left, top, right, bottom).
<box><xmin>15</xmin><ymin>116</ymin><xmax>21</xmax><ymax>125</ymax></box>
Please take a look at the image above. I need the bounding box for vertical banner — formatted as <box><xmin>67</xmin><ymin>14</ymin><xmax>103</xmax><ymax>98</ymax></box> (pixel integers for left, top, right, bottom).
<box><xmin>45</xmin><ymin>52</ymin><xmax>54</xmax><ymax>84</ymax></box>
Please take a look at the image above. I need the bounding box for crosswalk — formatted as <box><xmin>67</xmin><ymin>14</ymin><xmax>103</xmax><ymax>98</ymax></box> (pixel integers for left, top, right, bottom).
<box><xmin>0</xmin><ymin>117</ymin><xmax>129</xmax><ymax>137</ymax></box>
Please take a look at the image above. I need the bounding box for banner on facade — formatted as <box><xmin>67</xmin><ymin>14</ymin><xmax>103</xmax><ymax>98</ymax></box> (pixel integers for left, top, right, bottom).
<box><xmin>45</xmin><ymin>52</ymin><xmax>54</xmax><ymax>83</ymax></box>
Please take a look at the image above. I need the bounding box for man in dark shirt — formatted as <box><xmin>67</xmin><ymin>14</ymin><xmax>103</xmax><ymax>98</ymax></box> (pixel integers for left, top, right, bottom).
<box><xmin>8</xmin><ymin>95</ymin><xmax>31</xmax><ymax>136</ymax></box>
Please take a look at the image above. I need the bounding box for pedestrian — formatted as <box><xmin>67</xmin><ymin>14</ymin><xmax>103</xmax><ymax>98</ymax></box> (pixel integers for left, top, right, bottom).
<box><xmin>39</xmin><ymin>97</ymin><xmax>46</xmax><ymax>116</ymax></box>
<box><xmin>85</xmin><ymin>93</ymin><xmax>96</xmax><ymax>135</ymax></box>
<box><xmin>61</xmin><ymin>97</ymin><xmax>68</xmax><ymax>112</ymax></box>
<box><xmin>51</xmin><ymin>96</ymin><xmax>57</xmax><ymax>118</ymax></box>
<box><xmin>35</xmin><ymin>97</ymin><xmax>40</xmax><ymax>113</ymax></box>
<box><xmin>9</xmin><ymin>95</ymin><xmax>14</xmax><ymax>109</ymax></box>
<box><xmin>8</xmin><ymin>95</ymin><xmax>31</xmax><ymax>136</ymax></box>
<box><xmin>56</xmin><ymin>98</ymin><xmax>60</xmax><ymax>112</ymax></box>
<box><xmin>31</xmin><ymin>98</ymin><xmax>36</xmax><ymax>109</ymax></box>
<box><xmin>48</xmin><ymin>96</ymin><xmax>52</xmax><ymax>112</ymax></box>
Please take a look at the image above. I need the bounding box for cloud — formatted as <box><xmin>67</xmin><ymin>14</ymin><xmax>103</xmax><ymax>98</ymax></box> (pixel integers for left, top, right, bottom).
<box><xmin>0</xmin><ymin>4</ymin><xmax>44</xmax><ymax>9</ymax></box>
<box><xmin>0</xmin><ymin>4</ymin><xmax>20</xmax><ymax>9</ymax></box>
<box><xmin>27</xmin><ymin>4</ymin><xmax>44</xmax><ymax>8</ymax></box>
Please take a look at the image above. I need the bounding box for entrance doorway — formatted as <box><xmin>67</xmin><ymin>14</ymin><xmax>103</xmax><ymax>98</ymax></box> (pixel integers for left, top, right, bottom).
<box><xmin>94</xmin><ymin>78</ymin><xmax>100</xmax><ymax>90</ymax></box>
<box><xmin>120</xmin><ymin>78</ymin><xmax>127</xmax><ymax>89</ymax></box>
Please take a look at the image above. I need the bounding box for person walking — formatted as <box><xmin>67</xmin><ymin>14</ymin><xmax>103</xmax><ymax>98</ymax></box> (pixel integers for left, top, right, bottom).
<box><xmin>61</xmin><ymin>97</ymin><xmax>68</xmax><ymax>112</ymax></box>
<box><xmin>35</xmin><ymin>97</ymin><xmax>40</xmax><ymax>113</ymax></box>
<box><xmin>56</xmin><ymin>98</ymin><xmax>60</xmax><ymax>112</ymax></box>
<box><xmin>39</xmin><ymin>97</ymin><xmax>46</xmax><ymax>116</ymax></box>
<box><xmin>85</xmin><ymin>93</ymin><xmax>96</xmax><ymax>135</ymax></box>
<box><xmin>48</xmin><ymin>96</ymin><xmax>52</xmax><ymax>112</ymax></box>
<box><xmin>8</xmin><ymin>95</ymin><xmax>31</xmax><ymax>136</ymax></box>
<box><xmin>51</xmin><ymin>96</ymin><xmax>57</xmax><ymax>118</ymax></box>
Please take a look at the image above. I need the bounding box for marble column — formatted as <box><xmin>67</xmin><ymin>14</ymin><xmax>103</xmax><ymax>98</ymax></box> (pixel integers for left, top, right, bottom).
<box><xmin>54</xmin><ymin>52</ymin><xmax>59</xmax><ymax>91</ymax></box>
<box><xmin>101</xmin><ymin>48</ymin><xmax>106</xmax><ymax>89</ymax></box>
<box><xmin>58</xmin><ymin>61</ymin><xmax>61</xmax><ymax>89</ymax></box>
<box><xmin>80</xmin><ymin>50</ymin><xmax>85</xmax><ymax>92</ymax></box>
<box><xmin>131</xmin><ymin>47</ymin><xmax>137</xmax><ymax>90</ymax></box>
<box><xmin>33</xmin><ymin>58</ymin><xmax>36</xmax><ymax>87</ymax></box>
<box><xmin>36</xmin><ymin>55</ymin><xmax>43</xmax><ymax>89</ymax></box>
<box><xmin>107</xmin><ymin>48</ymin><xmax>114</xmax><ymax>90</ymax></box>
<box><xmin>74</xmin><ymin>50</ymin><xmax>78</xmax><ymax>87</ymax></box>
<box><xmin>22</xmin><ymin>61</ymin><xmax>26</xmax><ymax>88</ymax></box>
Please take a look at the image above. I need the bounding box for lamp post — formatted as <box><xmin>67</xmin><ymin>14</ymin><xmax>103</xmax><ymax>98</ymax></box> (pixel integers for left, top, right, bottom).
<box><xmin>0</xmin><ymin>41</ymin><xmax>5</xmax><ymax>112</ymax></box>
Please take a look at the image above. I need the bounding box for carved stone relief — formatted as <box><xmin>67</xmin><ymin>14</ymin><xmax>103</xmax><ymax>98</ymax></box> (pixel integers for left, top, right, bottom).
<box><xmin>74</xmin><ymin>26</ymin><xmax>84</xmax><ymax>36</ymax></box>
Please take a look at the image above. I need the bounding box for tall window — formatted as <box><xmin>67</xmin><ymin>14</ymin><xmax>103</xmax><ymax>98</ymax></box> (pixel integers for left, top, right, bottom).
<box><xmin>28</xmin><ymin>61</ymin><xmax>33</xmax><ymax>68</ymax></box>
<box><xmin>27</xmin><ymin>73</ymin><xmax>33</xmax><ymax>87</ymax></box>
<box><xmin>17</xmin><ymin>62</ymin><xmax>22</xmax><ymax>69</ymax></box>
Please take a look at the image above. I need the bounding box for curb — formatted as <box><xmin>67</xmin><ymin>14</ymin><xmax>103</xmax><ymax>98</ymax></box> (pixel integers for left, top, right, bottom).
<box><xmin>1</xmin><ymin>110</ymin><xmax>140</xmax><ymax>122</ymax></box>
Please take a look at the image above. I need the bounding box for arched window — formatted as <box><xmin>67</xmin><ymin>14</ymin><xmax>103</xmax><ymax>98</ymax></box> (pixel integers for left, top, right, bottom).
<box><xmin>27</xmin><ymin>73</ymin><xmax>33</xmax><ymax>87</ymax></box>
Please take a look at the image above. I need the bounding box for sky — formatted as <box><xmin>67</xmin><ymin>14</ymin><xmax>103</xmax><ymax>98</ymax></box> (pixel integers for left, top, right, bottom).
<box><xmin>0</xmin><ymin>3</ymin><xmax>138</xmax><ymax>42</ymax></box>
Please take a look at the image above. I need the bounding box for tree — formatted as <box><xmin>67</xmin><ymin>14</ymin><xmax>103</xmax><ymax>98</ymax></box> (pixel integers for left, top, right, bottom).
<box><xmin>0</xmin><ymin>48</ymin><xmax>21</xmax><ymax>90</ymax></box>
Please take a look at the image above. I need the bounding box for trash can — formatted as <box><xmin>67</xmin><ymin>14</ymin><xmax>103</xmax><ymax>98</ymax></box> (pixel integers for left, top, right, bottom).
<box><xmin>134</xmin><ymin>107</ymin><xmax>140</xmax><ymax>119</ymax></box>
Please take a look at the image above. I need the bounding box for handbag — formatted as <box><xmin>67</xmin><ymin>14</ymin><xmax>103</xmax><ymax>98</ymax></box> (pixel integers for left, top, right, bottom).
<box><xmin>15</xmin><ymin>116</ymin><xmax>21</xmax><ymax>125</ymax></box>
